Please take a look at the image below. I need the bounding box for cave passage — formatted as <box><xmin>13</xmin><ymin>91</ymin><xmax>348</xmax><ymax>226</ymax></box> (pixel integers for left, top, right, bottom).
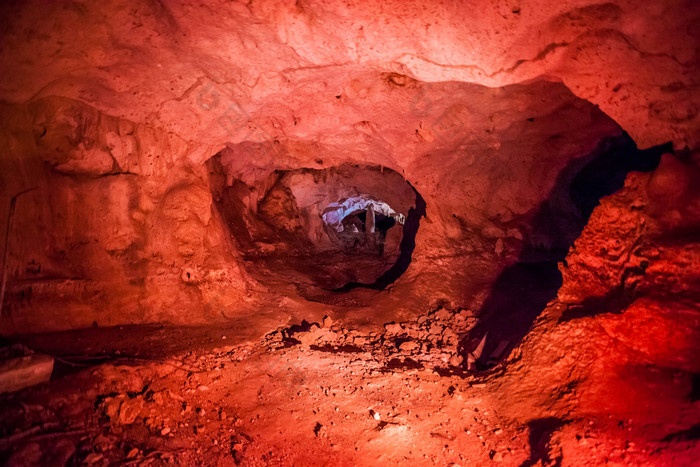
<box><xmin>322</xmin><ymin>195</ymin><xmax>405</xmax><ymax>254</ymax></box>
<box><xmin>1</xmin><ymin>0</ymin><xmax>699</xmax><ymax>464</ymax></box>
<box><xmin>333</xmin><ymin>183</ymin><xmax>426</xmax><ymax>292</ymax></box>
<box><xmin>209</xmin><ymin>162</ymin><xmax>421</xmax><ymax>293</ymax></box>
<box><xmin>322</xmin><ymin>195</ymin><xmax>405</xmax><ymax>233</ymax></box>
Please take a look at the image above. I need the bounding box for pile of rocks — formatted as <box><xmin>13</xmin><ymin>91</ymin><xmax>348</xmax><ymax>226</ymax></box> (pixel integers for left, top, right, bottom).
<box><xmin>266</xmin><ymin>307</ymin><xmax>478</xmax><ymax>371</ymax></box>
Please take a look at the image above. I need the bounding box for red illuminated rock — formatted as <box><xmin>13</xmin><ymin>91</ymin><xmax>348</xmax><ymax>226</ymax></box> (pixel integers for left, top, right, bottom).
<box><xmin>0</xmin><ymin>3</ymin><xmax>698</xmax><ymax>463</ymax></box>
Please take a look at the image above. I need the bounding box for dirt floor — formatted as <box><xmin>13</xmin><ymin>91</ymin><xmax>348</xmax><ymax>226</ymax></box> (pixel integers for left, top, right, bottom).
<box><xmin>1</xmin><ymin>301</ymin><xmax>699</xmax><ymax>466</ymax></box>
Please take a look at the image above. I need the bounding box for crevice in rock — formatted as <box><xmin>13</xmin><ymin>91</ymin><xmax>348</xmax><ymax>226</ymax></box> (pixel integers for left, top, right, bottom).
<box><xmin>662</xmin><ymin>423</ymin><xmax>700</xmax><ymax>442</ymax></box>
<box><xmin>459</xmin><ymin>136</ymin><xmax>674</xmax><ymax>371</ymax></box>
<box><xmin>690</xmin><ymin>373</ymin><xmax>700</xmax><ymax>402</ymax></box>
<box><xmin>520</xmin><ymin>418</ymin><xmax>565</xmax><ymax>467</ymax></box>
<box><xmin>570</xmin><ymin>137</ymin><xmax>672</xmax><ymax>219</ymax></box>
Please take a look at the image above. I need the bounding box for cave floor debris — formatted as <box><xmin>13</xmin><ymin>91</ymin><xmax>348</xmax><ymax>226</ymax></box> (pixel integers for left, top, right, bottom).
<box><xmin>1</xmin><ymin>305</ymin><xmax>699</xmax><ymax>466</ymax></box>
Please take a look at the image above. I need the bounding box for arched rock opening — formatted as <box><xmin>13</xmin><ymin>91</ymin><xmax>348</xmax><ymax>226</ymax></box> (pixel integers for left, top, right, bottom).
<box><xmin>208</xmin><ymin>161</ymin><xmax>422</xmax><ymax>291</ymax></box>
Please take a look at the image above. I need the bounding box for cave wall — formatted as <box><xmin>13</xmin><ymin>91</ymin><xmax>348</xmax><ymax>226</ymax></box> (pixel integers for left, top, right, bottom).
<box><xmin>0</xmin><ymin>0</ymin><xmax>698</xmax><ymax>333</ymax></box>
<box><xmin>0</xmin><ymin>78</ymin><xmax>626</xmax><ymax>332</ymax></box>
<box><xmin>0</xmin><ymin>98</ymin><xmax>252</xmax><ymax>332</ymax></box>
<box><xmin>557</xmin><ymin>154</ymin><xmax>700</xmax><ymax>371</ymax></box>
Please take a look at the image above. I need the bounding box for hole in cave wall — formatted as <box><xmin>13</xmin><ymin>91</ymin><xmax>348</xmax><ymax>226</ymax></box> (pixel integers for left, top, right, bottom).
<box><xmin>691</xmin><ymin>373</ymin><xmax>700</xmax><ymax>402</ymax></box>
<box><xmin>333</xmin><ymin>184</ymin><xmax>426</xmax><ymax>292</ymax></box>
<box><xmin>321</xmin><ymin>194</ymin><xmax>406</xmax><ymax>254</ymax></box>
<box><xmin>460</xmin><ymin>134</ymin><xmax>672</xmax><ymax>372</ymax></box>
<box><xmin>207</xmin><ymin>158</ymin><xmax>422</xmax><ymax>293</ymax></box>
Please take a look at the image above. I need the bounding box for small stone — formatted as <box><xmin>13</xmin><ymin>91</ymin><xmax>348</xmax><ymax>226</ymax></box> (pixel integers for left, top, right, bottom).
<box><xmin>399</xmin><ymin>341</ymin><xmax>420</xmax><ymax>352</ymax></box>
<box><xmin>449</xmin><ymin>354</ymin><xmax>463</xmax><ymax>366</ymax></box>
<box><xmin>353</xmin><ymin>336</ymin><xmax>368</xmax><ymax>345</ymax></box>
<box><xmin>384</xmin><ymin>322</ymin><xmax>403</xmax><ymax>335</ymax></box>
<box><xmin>442</xmin><ymin>328</ymin><xmax>458</xmax><ymax>340</ymax></box>
<box><xmin>198</xmin><ymin>385</ymin><xmax>209</xmax><ymax>391</ymax></box>
<box><xmin>455</xmin><ymin>309</ymin><xmax>473</xmax><ymax>321</ymax></box>
<box><xmin>0</xmin><ymin>354</ymin><xmax>54</xmax><ymax>395</ymax></box>
<box><xmin>127</xmin><ymin>448</ymin><xmax>139</xmax><ymax>459</ymax></box>
<box><xmin>495</xmin><ymin>238</ymin><xmax>504</xmax><ymax>255</ymax></box>
<box><xmin>433</xmin><ymin>308</ymin><xmax>451</xmax><ymax>321</ymax></box>
<box><xmin>161</xmin><ymin>427</ymin><xmax>171</xmax><ymax>436</ymax></box>
<box><xmin>85</xmin><ymin>453</ymin><xmax>104</xmax><ymax>465</ymax></box>
<box><xmin>323</xmin><ymin>315</ymin><xmax>333</xmax><ymax>328</ymax></box>
<box><xmin>152</xmin><ymin>392</ymin><xmax>164</xmax><ymax>405</ymax></box>
<box><xmin>103</xmin><ymin>397</ymin><xmax>122</xmax><ymax>420</ymax></box>
<box><xmin>118</xmin><ymin>397</ymin><xmax>144</xmax><ymax>425</ymax></box>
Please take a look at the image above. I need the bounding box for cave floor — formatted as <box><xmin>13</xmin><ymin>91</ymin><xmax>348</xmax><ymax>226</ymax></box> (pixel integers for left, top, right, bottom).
<box><xmin>1</xmin><ymin>305</ymin><xmax>699</xmax><ymax>466</ymax></box>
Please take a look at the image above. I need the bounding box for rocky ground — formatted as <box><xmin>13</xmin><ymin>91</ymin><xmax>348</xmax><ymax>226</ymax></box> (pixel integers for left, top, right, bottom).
<box><xmin>1</xmin><ymin>298</ymin><xmax>698</xmax><ymax>466</ymax></box>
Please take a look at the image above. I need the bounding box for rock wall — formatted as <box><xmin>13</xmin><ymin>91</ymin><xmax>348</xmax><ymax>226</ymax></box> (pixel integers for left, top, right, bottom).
<box><xmin>0</xmin><ymin>0</ymin><xmax>697</xmax><ymax>149</ymax></box>
<box><xmin>558</xmin><ymin>152</ymin><xmax>700</xmax><ymax>371</ymax></box>
<box><xmin>0</xmin><ymin>77</ymin><xmax>627</xmax><ymax>332</ymax></box>
<box><xmin>0</xmin><ymin>0</ymin><xmax>698</xmax><ymax>333</ymax></box>
<box><xmin>0</xmin><ymin>98</ymin><xmax>252</xmax><ymax>332</ymax></box>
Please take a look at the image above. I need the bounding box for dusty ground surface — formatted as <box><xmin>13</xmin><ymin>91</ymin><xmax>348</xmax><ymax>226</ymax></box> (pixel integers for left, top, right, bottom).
<box><xmin>1</xmin><ymin>300</ymin><xmax>699</xmax><ymax>466</ymax></box>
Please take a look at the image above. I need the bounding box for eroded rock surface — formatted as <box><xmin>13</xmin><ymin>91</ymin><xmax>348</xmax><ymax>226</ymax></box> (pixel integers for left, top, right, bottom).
<box><xmin>0</xmin><ymin>1</ymin><xmax>699</xmax><ymax>464</ymax></box>
<box><xmin>1</xmin><ymin>78</ymin><xmax>631</xmax><ymax>332</ymax></box>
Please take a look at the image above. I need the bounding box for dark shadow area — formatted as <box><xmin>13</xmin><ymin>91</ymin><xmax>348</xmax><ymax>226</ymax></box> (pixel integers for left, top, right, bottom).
<box><xmin>309</xmin><ymin>344</ymin><xmax>364</xmax><ymax>353</ymax></box>
<box><xmin>332</xmin><ymin>183</ymin><xmax>426</xmax><ymax>291</ymax></box>
<box><xmin>375</xmin><ymin>213</ymin><xmax>397</xmax><ymax>232</ymax></box>
<box><xmin>570</xmin><ymin>138</ymin><xmax>673</xmax><ymax>219</ymax></box>
<box><xmin>382</xmin><ymin>357</ymin><xmax>423</xmax><ymax>371</ymax></box>
<box><xmin>662</xmin><ymin>423</ymin><xmax>700</xmax><ymax>442</ymax></box>
<box><xmin>459</xmin><ymin>262</ymin><xmax>562</xmax><ymax>372</ymax></box>
<box><xmin>6</xmin><ymin>323</ymin><xmax>271</xmax><ymax>363</ymax></box>
<box><xmin>460</xmin><ymin>135</ymin><xmax>671</xmax><ymax>371</ymax></box>
<box><xmin>690</xmin><ymin>373</ymin><xmax>700</xmax><ymax>402</ymax></box>
<box><xmin>558</xmin><ymin>285</ymin><xmax>632</xmax><ymax>322</ymax></box>
<box><xmin>520</xmin><ymin>417</ymin><xmax>565</xmax><ymax>467</ymax></box>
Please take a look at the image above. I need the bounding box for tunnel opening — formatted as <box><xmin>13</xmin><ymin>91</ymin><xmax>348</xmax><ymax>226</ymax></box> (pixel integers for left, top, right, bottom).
<box><xmin>332</xmin><ymin>183</ymin><xmax>426</xmax><ymax>292</ymax></box>
<box><xmin>1</xmin><ymin>0</ymin><xmax>700</xmax><ymax>463</ymax></box>
<box><xmin>321</xmin><ymin>195</ymin><xmax>405</xmax><ymax>255</ymax></box>
<box><xmin>208</xmin><ymin>160</ymin><xmax>421</xmax><ymax>294</ymax></box>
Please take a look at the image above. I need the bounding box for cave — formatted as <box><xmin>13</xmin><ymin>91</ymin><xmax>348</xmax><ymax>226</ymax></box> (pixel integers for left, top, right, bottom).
<box><xmin>207</xmin><ymin>161</ymin><xmax>421</xmax><ymax>293</ymax></box>
<box><xmin>0</xmin><ymin>1</ymin><xmax>699</xmax><ymax>465</ymax></box>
